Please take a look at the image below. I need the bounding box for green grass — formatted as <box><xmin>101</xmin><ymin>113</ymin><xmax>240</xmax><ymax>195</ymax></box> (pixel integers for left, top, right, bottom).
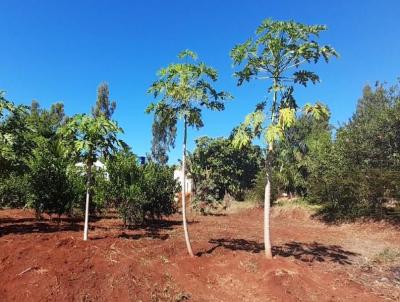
<box><xmin>273</xmin><ymin>197</ymin><xmax>323</xmax><ymax>212</ymax></box>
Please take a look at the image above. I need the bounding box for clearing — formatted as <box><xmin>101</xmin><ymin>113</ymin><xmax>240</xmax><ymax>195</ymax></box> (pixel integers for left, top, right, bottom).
<box><xmin>0</xmin><ymin>204</ymin><xmax>399</xmax><ymax>301</ymax></box>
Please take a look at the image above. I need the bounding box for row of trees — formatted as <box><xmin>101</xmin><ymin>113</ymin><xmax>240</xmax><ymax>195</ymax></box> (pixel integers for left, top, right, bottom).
<box><xmin>2</xmin><ymin>18</ymin><xmax>345</xmax><ymax>260</ymax></box>
<box><xmin>0</xmin><ymin>84</ymin><xmax>178</xmax><ymax>241</ymax></box>
<box><xmin>147</xmin><ymin>19</ymin><xmax>337</xmax><ymax>258</ymax></box>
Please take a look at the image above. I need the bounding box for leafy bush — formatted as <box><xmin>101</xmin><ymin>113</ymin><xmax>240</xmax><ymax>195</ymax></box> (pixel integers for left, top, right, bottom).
<box><xmin>189</xmin><ymin>136</ymin><xmax>262</xmax><ymax>206</ymax></box>
<box><xmin>105</xmin><ymin>150</ymin><xmax>178</xmax><ymax>226</ymax></box>
<box><xmin>28</xmin><ymin>139</ymin><xmax>75</xmax><ymax>218</ymax></box>
<box><xmin>307</xmin><ymin>83</ymin><xmax>400</xmax><ymax>221</ymax></box>
<box><xmin>141</xmin><ymin>162</ymin><xmax>178</xmax><ymax>219</ymax></box>
<box><xmin>0</xmin><ymin>173</ymin><xmax>30</xmax><ymax>208</ymax></box>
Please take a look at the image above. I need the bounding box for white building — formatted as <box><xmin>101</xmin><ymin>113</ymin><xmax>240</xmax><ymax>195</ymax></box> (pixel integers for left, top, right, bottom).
<box><xmin>75</xmin><ymin>160</ymin><xmax>109</xmax><ymax>180</ymax></box>
<box><xmin>174</xmin><ymin>168</ymin><xmax>193</xmax><ymax>193</ymax></box>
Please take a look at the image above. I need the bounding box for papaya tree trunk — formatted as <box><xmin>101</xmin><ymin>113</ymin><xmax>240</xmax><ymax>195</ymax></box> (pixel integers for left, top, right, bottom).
<box><xmin>263</xmin><ymin>80</ymin><xmax>278</xmax><ymax>259</ymax></box>
<box><xmin>83</xmin><ymin>163</ymin><xmax>92</xmax><ymax>241</ymax></box>
<box><xmin>182</xmin><ymin>116</ymin><xmax>194</xmax><ymax>257</ymax></box>
<box><xmin>264</xmin><ymin>155</ymin><xmax>273</xmax><ymax>259</ymax></box>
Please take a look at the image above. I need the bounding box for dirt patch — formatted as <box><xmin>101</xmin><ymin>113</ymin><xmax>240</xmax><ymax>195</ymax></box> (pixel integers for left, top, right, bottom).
<box><xmin>0</xmin><ymin>207</ymin><xmax>399</xmax><ymax>301</ymax></box>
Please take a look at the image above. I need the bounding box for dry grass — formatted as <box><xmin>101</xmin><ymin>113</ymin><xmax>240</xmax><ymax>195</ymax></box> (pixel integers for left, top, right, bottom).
<box><xmin>373</xmin><ymin>248</ymin><xmax>400</xmax><ymax>265</ymax></box>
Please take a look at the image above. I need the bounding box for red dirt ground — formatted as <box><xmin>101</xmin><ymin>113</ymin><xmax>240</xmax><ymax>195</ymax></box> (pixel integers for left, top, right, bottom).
<box><xmin>0</xmin><ymin>206</ymin><xmax>399</xmax><ymax>301</ymax></box>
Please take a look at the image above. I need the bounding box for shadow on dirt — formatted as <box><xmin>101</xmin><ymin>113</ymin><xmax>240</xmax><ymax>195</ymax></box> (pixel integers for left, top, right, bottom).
<box><xmin>0</xmin><ymin>217</ymin><xmax>195</xmax><ymax>238</ymax></box>
<box><xmin>198</xmin><ymin>238</ymin><xmax>359</xmax><ymax>265</ymax></box>
<box><xmin>274</xmin><ymin>241</ymin><xmax>359</xmax><ymax>265</ymax></box>
<box><xmin>125</xmin><ymin>219</ymin><xmax>198</xmax><ymax>234</ymax></box>
<box><xmin>118</xmin><ymin>232</ymin><xmax>169</xmax><ymax>241</ymax></box>
<box><xmin>202</xmin><ymin>213</ymin><xmax>227</xmax><ymax>217</ymax></box>
<box><xmin>0</xmin><ymin>222</ymin><xmax>82</xmax><ymax>237</ymax></box>
<box><xmin>0</xmin><ymin>217</ymin><xmax>38</xmax><ymax>224</ymax></box>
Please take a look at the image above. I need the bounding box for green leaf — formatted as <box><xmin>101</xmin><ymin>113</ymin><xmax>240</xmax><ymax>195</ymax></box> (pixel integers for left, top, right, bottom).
<box><xmin>278</xmin><ymin>108</ymin><xmax>296</xmax><ymax>129</ymax></box>
<box><xmin>265</xmin><ymin>124</ymin><xmax>283</xmax><ymax>144</ymax></box>
<box><xmin>303</xmin><ymin>102</ymin><xmax>330</xmax><ymax>121</ymax></box>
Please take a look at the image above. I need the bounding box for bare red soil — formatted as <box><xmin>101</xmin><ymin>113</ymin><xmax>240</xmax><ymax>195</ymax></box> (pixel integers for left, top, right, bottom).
<box><xmin>0</xmin><ymin>206</ymin><xmax>399</xmax><ymax>301</ymax></box>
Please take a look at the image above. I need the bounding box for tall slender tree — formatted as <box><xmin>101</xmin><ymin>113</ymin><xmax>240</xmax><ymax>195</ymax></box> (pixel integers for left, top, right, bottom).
<box><xmin>150</xmin><ymin>109</ymin><xmax>177</xmax><ymax>164</ymax></box>
<box><xmin>92</xmin><ymin>82</ymin><xmax>116</xmax><ymax>120</ymax></box>
<box><xmin>146</xmin><ymin>49</ymin><xmax>231</xmax><ymax>256</ymax></box>
<box><xmin>230</xmin><ymin>19</ymin><xmax>337</xmax><ymax>258</ymax></box>
<box><xmin>58</xmin><ymin>114</ymin><xmax>122</xmax><ymax>240</ymax></box>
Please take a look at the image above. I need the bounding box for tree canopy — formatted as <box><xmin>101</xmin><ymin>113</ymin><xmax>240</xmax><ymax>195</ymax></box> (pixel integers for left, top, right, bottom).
<box><xmin>146</xmin><ymin>49</ymin><xmax>232</xmax><ymax>153</ymax></box>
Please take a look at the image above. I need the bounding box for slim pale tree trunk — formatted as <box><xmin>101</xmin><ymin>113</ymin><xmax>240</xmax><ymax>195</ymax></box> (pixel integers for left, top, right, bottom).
<box><xmin>263</xmin><ymin>80</ymin><xmax>278</xmax><ymax>259</ymax></box>
<box><xmin>83</xmin><ymin>163</ymin><xmax>92</xmax><ymax>241</ymax></box>
<box><xmin>264</xmin><ymin>144</ymin><xmax>273</xmax><ymax>259</ymax></box>
<box><xmin>182</xmin><ymin>117</ymin><xmax>194</xmax><ymax>257</ymax></box>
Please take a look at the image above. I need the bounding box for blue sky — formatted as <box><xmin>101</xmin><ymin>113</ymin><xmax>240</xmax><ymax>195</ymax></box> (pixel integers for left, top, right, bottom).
<box><xmin>1</xmin><ymin>0</ymin><xmax>399</xmax><ymax>163</ymax></box>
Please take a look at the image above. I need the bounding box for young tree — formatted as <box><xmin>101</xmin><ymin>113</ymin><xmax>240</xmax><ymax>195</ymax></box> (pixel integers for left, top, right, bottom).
<box><xmin>230</xmin><ymin>19</ymin><xmax>337</xmax><ymax>258</ymax></box>
<box><xmin>146</xmin><ymin>50</ymin><xmax>231</xmax><ymax>256</ymax></box>
<box><xmin>58</xmin><ymin>114</ymin><xmax>122</xmax><ymax>240</ymax></box>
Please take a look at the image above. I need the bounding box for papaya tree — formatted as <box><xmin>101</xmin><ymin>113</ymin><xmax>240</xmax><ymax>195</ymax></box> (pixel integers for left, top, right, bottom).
<box><xmin>146</xmin><ymin>49</ymin><xmax>231</xmax><ymax>256</ymax></box>
<box><xmin>58</xmin><ymin>114</ymin><xmax>122</xmax><ymax>240</ymax></box>
<box><xmin>230</xmin><ymin>19</ymin><xmax>337</xmax><ymax>258</ymax></box>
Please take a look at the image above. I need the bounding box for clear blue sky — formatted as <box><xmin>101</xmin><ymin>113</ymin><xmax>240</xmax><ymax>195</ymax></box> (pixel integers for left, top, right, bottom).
<box><xmin>1</xmin><ymin>0</ymin><xmax>399</xmax><ymax>163</ymax></box>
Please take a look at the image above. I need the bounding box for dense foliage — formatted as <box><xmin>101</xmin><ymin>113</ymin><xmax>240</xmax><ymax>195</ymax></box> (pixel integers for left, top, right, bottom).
<box><xmin>306</xmin><ymin>83</ymin><xmax>400</xmax><ymax>220</ymax></box>
<box><xmin>103</xmin><ymin>149</ymin><xmax>178</xmax><ymax>226</ymax></box>
<box><xmin>189</xmin><ymin>136</ymin><xmax>262</xmax><ymax>204</ymax></box>
<box><xmin>0</xmin><ymin>86</ymin><xmax>178</xmax><ymax>228</ymax></box>
<box><xmin>271</xmin><ymin>113</ymin><xmax>331</xmax><ymax>198</ymax></box>
<box><xmin>28</xmin><ymin>138</ymin><xmax>75</xmax><ymax>218</ymax></box>
<box><xmin>266</xmin><ymin>82</ymin><xmax>400</xmax><ymax>221</ymax></box>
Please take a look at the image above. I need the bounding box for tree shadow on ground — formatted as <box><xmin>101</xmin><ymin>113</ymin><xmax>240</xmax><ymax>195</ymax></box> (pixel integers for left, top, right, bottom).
<box><xmin>129</xmin><ymin>219</ymin><xmax>198</xmax><ymax>232</ymax></box>
<box><xmin>202</xmin><ymin>213</ymin><xmax>227</xmax><ymax>217</ymax></box>
<box><xmin>117</xmin><ymin>232</ymin><xmax>169</xmax><ymax>241</ymax></box>
<box><xmin>0</xmin><ymin>217</ymin><xmax>196</xmax><ymax>238</ymax></box>
<box><xmin>0</xmin><ymin>216</ymin><xmax>84</xmax><ymax>224</ymax></box>
<box><xmin>197</xmin><ymin>238</ymin><xmax>359</xmax><ymax>265</ymax></box>
<box><xmin>0</xmin><ymin>222</ymin><xmax>82</xmax><ymax>237</ymax></box>
<box><xmin>0</xmin><ymin>217</ymin><xmax>38</xmax><ymax>224</ymax></box>
<box><xmin>273</xmin><ymin>241</ymin><xmax>359</xmax><ymax>265</ymax></box>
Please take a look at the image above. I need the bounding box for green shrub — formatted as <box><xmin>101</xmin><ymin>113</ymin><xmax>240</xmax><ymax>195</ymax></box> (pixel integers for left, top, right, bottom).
<box><xmin>0</xmin><ymin>173</ymin><xmax>30</xmax><ymax>208</ymax></box>
<box><xmin>105</xmin><ymin>150</ymin><xmax>178</xmax><ymax>227</ymax></box>
<box><xmin>28</xmin><ymin>139</ymin><xmax>74</xmax><ymax>218</ymax></box>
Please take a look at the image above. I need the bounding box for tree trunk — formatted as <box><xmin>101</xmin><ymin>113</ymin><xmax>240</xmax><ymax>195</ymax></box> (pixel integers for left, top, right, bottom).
<box><xmin>264</xmin><ymin>169</ymin><xmax>273</xmax><ymax>259</ymax></box>
<box><xmin>263</xmin><ymin>80</ymin><xmax>278</xmax><ymax>259</ymax></box>
<box><xmin>83</xmin><ymin>163</ymin><xmax>92</xmax><ymax>241</ymax></box>
<box><xmin>182</xmin><ymin>117</ymin><xmax>194</xmax><ymax>257</ymax></box>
